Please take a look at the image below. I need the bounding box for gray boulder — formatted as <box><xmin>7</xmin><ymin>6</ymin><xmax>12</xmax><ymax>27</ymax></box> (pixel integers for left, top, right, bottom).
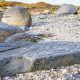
<box><xmin>2</xmin><ymin>6</ymin><xmax>32</xmax><ymax>30</ymax></box>
<box><xmin>0</xmin><ymin>41</ymin><xmax>80</xmax><ymax>77</ymax></box>
<box><xmin>56</xmin><ymin>4</ymin><xmax>77</xmax><ymax>16</ymax></box>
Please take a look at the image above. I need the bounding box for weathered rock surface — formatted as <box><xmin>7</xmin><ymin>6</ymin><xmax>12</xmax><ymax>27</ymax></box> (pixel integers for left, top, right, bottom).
<box><xmin>0</xmin><ymin>41</ymin><xmax>80</xmax><ymax>76</ymax></box>
<box><xmin>5</xmin><ymin>32</ymin><xmax>41</xmax><ymax>43</ymax></box>
<box><xmin>0</xmin><ymin>14</ymin><xmax>80</xmax><ymax>78</ymax></box>
<box><xmin>56</xmin><ymin>4</ymin><xmax>77</xmax><ymax>16</ymax></box>
<box><xmin>0</xmin><ymin>22</ymin><xmax>23</xmax><ymax>42</ymax></box>
<box><xmin>2</xmin><ymin>6</ymin><xmax>32</xmax><ymax>30</ymax></box>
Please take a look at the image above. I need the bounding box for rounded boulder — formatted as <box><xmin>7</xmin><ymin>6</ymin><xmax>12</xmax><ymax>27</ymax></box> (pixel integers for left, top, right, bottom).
<box><xmin>2</xmin><ymin>6</ymin><xmax>32</xmax><ymax>27</ymax></box>
<box><xmin>56</xmin><ymin>4</ymin><xmax>77</xmax><ymax>16</ymax></box>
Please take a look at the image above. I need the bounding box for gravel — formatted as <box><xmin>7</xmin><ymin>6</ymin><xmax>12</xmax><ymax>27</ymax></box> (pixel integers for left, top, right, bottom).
<box><xmin>4</xmin><ymin>64</ymin><xmax>80</xmax><ymax>80</ymax></box>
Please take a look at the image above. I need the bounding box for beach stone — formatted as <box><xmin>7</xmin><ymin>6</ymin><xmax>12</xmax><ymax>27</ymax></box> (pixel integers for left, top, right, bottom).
<box><xmin>38</xmin><ymin>14</ymin><xmax>47</xmax><ymax>19</ymax></box>
<box><xmin>56</xmin><ymin>4</ymin><xmax>77</xmax><ymax>16</ymax></box>
<box><xmin>0</xmin><ymin>41</ymin><xmax>80</xmax><ymax>76</ymax></box>
<box><xmin>2</xmin><ymin>6</ymin><xmax>32</xmax><ymax>28</ymax></box>
<box><xmin>0</xmin><ymin>22</ymin><xmax>23</xmax><ymax>42</ymax></box>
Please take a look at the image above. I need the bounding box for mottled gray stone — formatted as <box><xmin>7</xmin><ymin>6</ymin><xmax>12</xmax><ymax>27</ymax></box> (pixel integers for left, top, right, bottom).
<box><xmin>56</xmin><ymin>4</ymin><xmax>77</xmax><ymax>16</ymax></box>
<box><xmin>2</xmin><ymin>6</ymin><xmax>32</xmax><ymax>30</ymax></box>
<box><xmin>0</xmin><ymin>41</ymin><xmax>80</xmax><ymax>76</ymax></box>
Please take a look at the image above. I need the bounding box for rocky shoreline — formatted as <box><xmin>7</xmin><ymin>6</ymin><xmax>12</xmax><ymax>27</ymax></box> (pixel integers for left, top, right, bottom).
<box><xmin>0</xmin><ymin>14</ymin><xmax>80</xmax><ymax>80</ymax></box>
<box><xmin>0</xmin><ymin>5</ymin><xmax>80</xmax><ymax>79</ymax></box>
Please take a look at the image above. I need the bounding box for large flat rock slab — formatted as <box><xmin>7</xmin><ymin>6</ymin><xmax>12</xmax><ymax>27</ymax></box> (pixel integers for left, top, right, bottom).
<box><xmin>0</xmin><ymin>41</ymin><xmax>80</xmax><ymax>76</ymax></box>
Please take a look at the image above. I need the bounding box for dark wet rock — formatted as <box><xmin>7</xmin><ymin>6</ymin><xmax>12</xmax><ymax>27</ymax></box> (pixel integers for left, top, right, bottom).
<box><xmin>56</xmin><ymin>4</ymin><xmax>77</xmax><ymax>16</ymax></box>
<box><xmin>0</xmin><ymin>41</ymin><xmax>80</xmax><ymax>77</ymax></box>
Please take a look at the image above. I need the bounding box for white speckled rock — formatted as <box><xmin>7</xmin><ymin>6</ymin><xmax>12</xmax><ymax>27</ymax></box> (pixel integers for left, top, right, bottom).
<box><xmin>2</xmin><ymin>6</ymin><xmax>32</xmax><ymax>29</ymax></box>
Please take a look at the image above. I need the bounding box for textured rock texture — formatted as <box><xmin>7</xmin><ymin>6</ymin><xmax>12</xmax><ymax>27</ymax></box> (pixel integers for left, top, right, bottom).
<box><xmin>56</xmin><ymin>4</ymin><xmax>77</xmax><ymax>16</ymax></box>
<box><xmin>2</xmin><ymin>6</ymin><xmax>32</xmax><ymax>29</ymax></box>
<box><xmin>0</xmin><ymin>14</ymin><xmax>80</xmax><ymax>79</ymax></box>
<box><xmin>5</xmin><ymin>32</ymin><xmax>41</xmax><ymax>43</ymax></box>
<box><xmin>0</xmin><ymin>41</ymin><xmax>80</xmax><ymax>77</ymax></box>
<box><xmin>0</xmin><ymin>22</ymin><xmax>23</xmax><ymax>42</ymax></box>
